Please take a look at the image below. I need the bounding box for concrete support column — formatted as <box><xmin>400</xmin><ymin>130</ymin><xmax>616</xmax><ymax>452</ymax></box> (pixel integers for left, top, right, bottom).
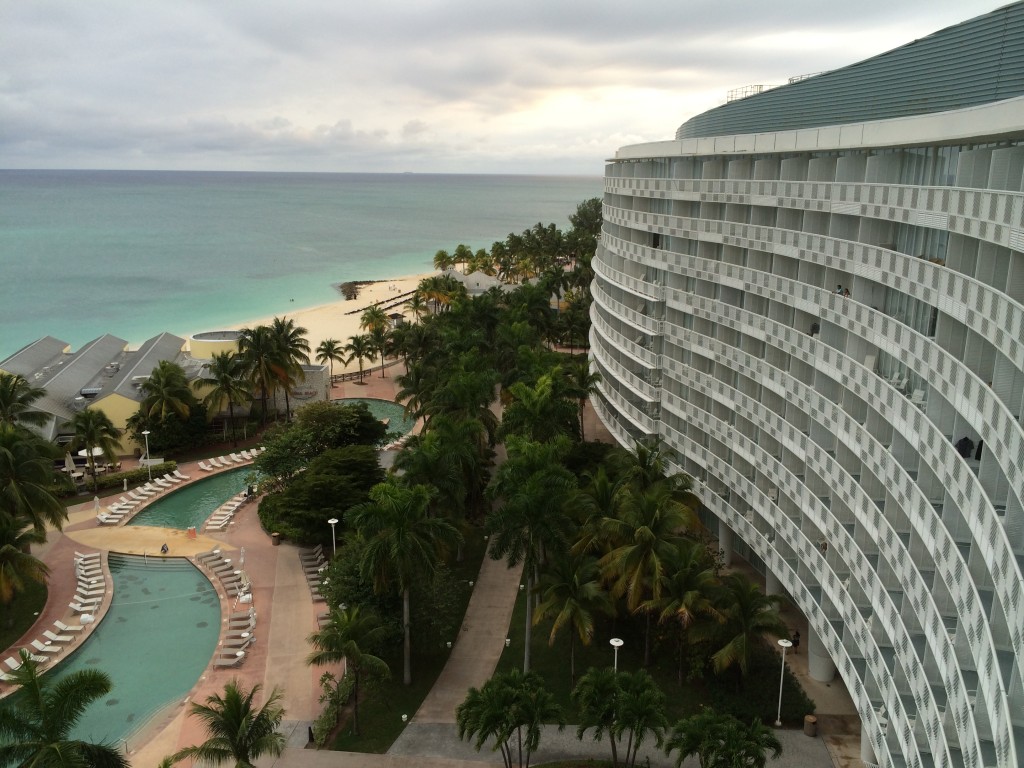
<box><xmin>807</xmin><ymin>624</ymin><xmax>837</xmax><ymax>682</ymax></box>
<box><xmin>717</xmin><ymin>520</ymin><xmax>733</xmax><ymax>567</ymax></box>
<box><xmin>765</xmin><ymin>569</ymin><xmax>783</xmax><ymax>597</ymax></box>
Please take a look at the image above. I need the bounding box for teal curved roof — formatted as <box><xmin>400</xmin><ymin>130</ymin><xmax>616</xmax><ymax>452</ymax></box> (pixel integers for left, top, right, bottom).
<box><xmin>676</xmin><ymin>2</ymin><xmax>1024</xmax><ymax>140</ymax></box>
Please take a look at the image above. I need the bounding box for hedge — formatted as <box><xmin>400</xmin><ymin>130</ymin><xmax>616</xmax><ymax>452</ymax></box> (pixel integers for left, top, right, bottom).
<box><xmin>58</xmin><ymin>461</ymin><xmax>178</xmax><ymax>497</ymax></box>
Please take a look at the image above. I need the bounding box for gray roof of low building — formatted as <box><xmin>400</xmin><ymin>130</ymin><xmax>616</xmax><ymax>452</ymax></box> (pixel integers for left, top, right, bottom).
<box><xmin>0</xmin><ymin>336</ymin><xmax>71</xmax><ymax>379</ymax></box>
<box><xmin>676</xmin><ymin>2</ymin><xmax>1024</xmax><ymax>140</ymax></box>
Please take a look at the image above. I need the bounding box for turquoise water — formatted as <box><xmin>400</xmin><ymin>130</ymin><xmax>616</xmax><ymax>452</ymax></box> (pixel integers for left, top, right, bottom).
<box><xmin>53</xmin><ymin>555</ymin><xmax>220</xmax><ymax>745</ymax></box>
<box><xmin>128</xmin><ymin>468</ymin><xmax>250</xmax><ymax>529</ymax></box>
<box><xmin>0</xmin><ymin>171</ymin><xmax>602</xmax><ymax>356</ymax></box>
<box><xmin>339</xmin><ymin>397</ymin><xmax>417</xmax><ymax>438</ymax></box>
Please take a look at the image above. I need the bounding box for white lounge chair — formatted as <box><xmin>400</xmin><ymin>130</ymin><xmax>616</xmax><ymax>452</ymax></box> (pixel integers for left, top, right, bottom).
<box><xmin>153</xmin><ymin>478</ymin><xmax>173</xmax><ymax>489</ymax></box>
<box><xmin>207</xmin><ymin>457</ymin><xmax>225</xmax><ymax>468</ymax></box>
<box><xmin>207</xmin><ymin>518</ymin><xmax>232</xmax><ymax>531</ymax></box>
<box><xmin>69</xmin><ymin>601</ymin><xmax>100</xmax><ymax>613</ymax></box>
<box><xmin>173</xmin><ymin>469</ymin><xmax>191</xmax><ymax>480</ymax></box>
<box><xmin>129</xmin><ymin>488</ymin><xmax>155</xmax><ymax>499</ymax></box>
<box><xmin>214</xmin><ymin>652</ymin><xmax>245</xmax><ymax>667</ymax></box>
<box><xmin>54</xmin><ymin>620</ymin><xmax>83</xmax><ymax>633</ymax></box>
<box><xmin>21</xmin><ymin>650</ymin><xmax>48</xmax><ymax>664</ymax></box>
<box><xmin>3</xmin><ymin>656</ymin><xmax>22</xmax><ymax>673</ymax></box>
<box><xmin>74</xmin><ymin>551</ymin><xmax>101</xmax><ymax>562</ymax></box>
<box><xmin>240</xmin><ymin>450</ymin><xmax>254</xmax><ymax>460</ymax></box>
<box><xmin>198</xmin><ymin>461</ymin><xmax>213</xmax><ymax>471</ymax></box>
<box><xmin>116</xmin><ymin>495</ymin><xmax>140</xmax><ymax>507</ymax></box>
<box><xmin>43</xmin><ymin>630</ymin><xmax>73</xmax><ymax>644</ymax></box>
<box><xmin>30</xmin><ymin>640</ymin><xmax>62</xmax><ymax>656</ymax></box>
<box><xmin>162</xmin><ymin>473</ymin><xmax>182</xmax><ymax>483</ymax></box>
<box><xmin>96</xmin><ymin>514</ymin><xmax>124</xmax><ymax>525</ymax></box>
<box><xmin>229</xmin><ymin>453</ymin><xmax>244</xmax><ymax>463</ymax></box>
<box><xmin>75</xmin><ymin>591</ymin><xmax>105</xmax><ymax>602</ymax></box>
<box><xmin>77</xmin><ymin>577</ymin><xmax>104</xmax><ymax>588</ymax></box>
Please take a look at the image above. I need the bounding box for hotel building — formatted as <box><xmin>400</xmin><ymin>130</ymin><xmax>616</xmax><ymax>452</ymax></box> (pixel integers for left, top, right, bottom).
<box><xmin>590</xmin><ymin>4</ymin><xmax>1024</xmax><ymax>767</ymax></box>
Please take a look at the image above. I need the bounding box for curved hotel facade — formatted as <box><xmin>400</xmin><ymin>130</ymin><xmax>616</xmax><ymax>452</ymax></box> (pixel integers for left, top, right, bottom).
<box><xmin>590</xmin><ymin>5</ymin><xmax>1024</xmax><ymax>767</ymax></box>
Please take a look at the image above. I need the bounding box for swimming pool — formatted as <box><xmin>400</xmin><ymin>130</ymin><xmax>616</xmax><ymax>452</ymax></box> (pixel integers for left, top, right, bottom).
<box><xmin>337</xmin><ymin>397</ymin><xmax>417</xmax><ymax>438</ymax></box>
<box><xmin>128</xmin><ymin>467</ymin><xmax>250</xmax><ymax>529</ymax></box>
<box><xmin>52</xmin><ymin>554</ymin><xmax>221</xmax><ymax>745</ymax></box>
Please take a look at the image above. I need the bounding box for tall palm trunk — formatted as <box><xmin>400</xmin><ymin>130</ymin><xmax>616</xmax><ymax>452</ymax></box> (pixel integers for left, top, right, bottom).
<box><xmin>228</xmin><ymin>401</ymin><xmax>238</xmax><ymax>447</ymax></box>
<box><xmin>352</xmin><ymin>669</ymin><xmax>361</xmax><ymax>735</ymax></box>
<box><xmin>523</xmin><ymin>572</ymin><xmax>533</xmax><ymax>673</ymax></box>
<box><xmin>644</xmin><ymin>611</ymin><xmax>652</xmax><ymax>667</ymax></box>
<box><xmin>403</xmin><ymin>587</ymin><xmax>412</xmax><ymax>685</ymax></box>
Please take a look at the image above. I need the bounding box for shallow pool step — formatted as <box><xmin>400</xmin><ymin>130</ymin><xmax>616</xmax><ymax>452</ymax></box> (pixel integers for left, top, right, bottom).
<box><xmin>108</xmin><ymin>554</ymin><xmax>205</xmax><ymax>573</ymax></box>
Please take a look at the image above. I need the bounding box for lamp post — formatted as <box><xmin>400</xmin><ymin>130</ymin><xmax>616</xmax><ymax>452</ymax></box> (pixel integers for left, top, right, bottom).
<box><xmin>141</xmin><ymin>430</ymin><xmax>151</xmax><ymax>481</ymax></box>
<box><xmin>327</xmin><ymin>518</ymin><xmax>339</xmax><ymax>558</ymax></box>
<box><xmin>609</xmin><ymin>637</ymin><xmax>624</xmax><ymax>672</ymax></box>
<box><xmin>775</xmin><ymin>638</ymin><xmax>793</xmax><ymax>726</ymax></box>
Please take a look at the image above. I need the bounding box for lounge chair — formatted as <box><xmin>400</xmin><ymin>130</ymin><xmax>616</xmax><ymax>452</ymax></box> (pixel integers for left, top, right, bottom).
<box><xmin>74</xmin><ymin>551</ymin><xmax>101</xmax><ymax>562</ymax></box>
<box><xmin>207</xmin><ymin>457</ymin><xmax>225</xmax><ymax>468</ymax></box>
<box><xmin>69</xmin><ymin>600</ymin><xmax>101</xmax><ymax>613</ymax></box>
<box><xmin>173</xmin><ymin>469</ymin><xmax>191</xmax><ymax>480</ymax></box>
<box><xmin>96</xmin><ymin>514</ymin><xmax>125</xmax><ymax>525</ymax></box>
<box><xmin>140</xmin><ymin>483</ymin><xmax>160</xmax><ymax>495</ymax></box>
<box><xmin>196</xmin><ymin>550</ymin><xmax>222</xmax><ymax>564</ymax></box>
<box><xmin>229</xmin><ymin>453</ymin><xmax>244</xmax><ymax>463</ymax></box>
<box><xmin>214</xmin><ymin>652</ymin><xmax>245</xmax><ymax>668</ymax></box>
<box><xmin>198</xmin><ymin>461</ymin><xmax>214</xmax><ymax>471</ymax></box>
<box><xmin>75</xmin><ymin>591</ymin><xmax>105</xmax><ymax>602</ymax></box>
<box><xmin>54</xmin><ymin>620</ymin><xmax>83</xmax><ymax>633</ymax></box>
<box><xmin>30</xmin><ymin>640</ymin><xmax>62</xmax><ymax>656</ymax></box>
<box><xmin>153</xmin><ymin>478</ymin><xmax>173</xmax><ymax>489</ymax></box>
<box><xmin>43</xmin><ymin>630</ymin><xmax>73</xmax><ymax>644</ymax></box>
<box><xmin>77</xmin><ymin>580</ymin><xmax>104</xmax><ymax>591</ymax></box>
<box><xmin>230</xmin><ymin>609</ymin><xmax>255</xmax><ymax>620</ymax></box>
<box><xmin>162</xmin><ymin>473</ymin><xmax>182</xmax><ymax>484</ymax></box>
<box><xmin>240</xmin><ymin>450</ymin><xmax>254</xmax><ymax>460</ymax></box>
<box><xmin>21</xmin><ymin>650</ymin><xmax>49</xmax><ymax>664</ymax></box>
<box><xmin>129</xmin><ymin>488</ymin><xmax>155</xmax><ymax>499</ymax></box>
<box><xmin>116</xmin><ymin>495</ymin><xmax>140</xmax><ymax>507</ymax></box>
<box><xmin>206</xmin><ymin>518</ymin><xmax>231</xmax><ymax>532</ymax></box>
<box><xmin>228</xmin><ymin>619</ymin><xmax>256</xmax><ymax>631</ymax></box>
<box><xmin>3</xmin><ymin>656</ymin><xmax>22</xmax><ymax>673</ymax></box>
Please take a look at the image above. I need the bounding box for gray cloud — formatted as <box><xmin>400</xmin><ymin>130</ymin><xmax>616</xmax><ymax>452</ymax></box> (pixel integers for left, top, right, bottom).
<box><xmin>0</xmin><ymin>0</ymin><xmax>1002</xmax><ymax>173</ymax></box>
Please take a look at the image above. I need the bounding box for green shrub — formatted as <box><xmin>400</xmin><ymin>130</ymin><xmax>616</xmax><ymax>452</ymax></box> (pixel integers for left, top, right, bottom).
<box><xmin>58</xmin><ymin>462</ymin><xmax>179</xmax><ymax>497</ymax></box>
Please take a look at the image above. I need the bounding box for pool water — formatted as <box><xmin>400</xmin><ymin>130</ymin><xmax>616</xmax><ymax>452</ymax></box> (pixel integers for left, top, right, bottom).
<box><xmin>128</xmin><ymin>467</ymin><xmax>250</xmax><ymax>529</ymax></box>
<box><xmin>53</xmin><ymin>555</ymin><xmax>221</xmax><ymax>744</ymax></box>
<box><xmin>338</xmin><ymin>397</ymin><xmax>416</xmax><ymax>438</ymax></box>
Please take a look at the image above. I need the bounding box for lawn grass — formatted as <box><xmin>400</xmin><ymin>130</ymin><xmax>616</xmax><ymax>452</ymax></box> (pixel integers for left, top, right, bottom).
<box><xmin>494</xmin><ymin>587</ymin><xmax>813</xmax><ymax>727</ymax></box>
<box><xmin>326</xmin><ymin>524</ymin><xmax>488</xmax><ymax>752</ymax></box>
<box><xmin>0</xmin><ymin>579</ymin><xmax>48</xmax><ymax>652</ymax></box>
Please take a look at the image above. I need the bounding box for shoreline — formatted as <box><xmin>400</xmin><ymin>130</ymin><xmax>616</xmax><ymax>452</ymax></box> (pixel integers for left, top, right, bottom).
<box><xmin>209</xmin><ymin>271</ymin><xmax>435</xmax><ymax>373</ymax></box>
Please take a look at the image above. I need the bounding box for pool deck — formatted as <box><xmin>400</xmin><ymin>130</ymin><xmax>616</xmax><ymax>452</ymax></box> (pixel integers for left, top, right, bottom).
<box><xmin>4</xmin><ymin>362</ymin><xmax>861</xmax><ymax>768</ymax></box>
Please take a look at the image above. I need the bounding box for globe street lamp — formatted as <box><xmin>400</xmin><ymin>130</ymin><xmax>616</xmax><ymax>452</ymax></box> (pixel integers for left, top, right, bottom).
<box><xmin>327</xmin><ymin>518</ymin><xmax>339</xmax><ymax>558</ymax></box>
<box><xmin>609</xmin><ymin>637</ymin><xmax>624</xmax><ymax>672</ymax></box>
<box><xmin>141</xmin><ymin>430</ymin><xmax>152</xmax><ymax>481</ymax></box>
<box><xmin>775</xmin><ymin>638</ymin><xmax>793</xmax><ymax>726</ymax></box>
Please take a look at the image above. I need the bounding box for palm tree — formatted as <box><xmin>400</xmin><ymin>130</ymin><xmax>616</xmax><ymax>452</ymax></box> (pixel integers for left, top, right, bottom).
<box><xmin>306</xmin><ymin>606</ymin><xmax>390</xmax><ymax>735</ymax></box>
<box><xmin>701</xmin><ymin>573</ymin><xmax>789</xmax><ymax>683</ymax></box>
<box><xmin>0</xmin><ymin>514</ymin><xmax>50</xmax><ymax>610</ymax></box>
<box><xmin>572</xmin><ymin>666</ymin><xmax>622</xmax><ymax>768</ymax></box>
<box><xmin>599</xmin><ymin>484</ymin><xmax>696</xmax><ymax>666</ymax></box>
<box><xmin>0</xmin><ymin>650</ymin><xmax>130</xmax><ymax>768</ymax></box>
<box><xmin>499</xmin><ymin>371</ymin><xmax>579</xmax><ymax>443</ymax></box>
<box><xmin>139</xmin><ymin>360</ymin><xmax>193</xmax><ymax>423</ymax></box>
<box><xmin>433</xmin><ymin>248</ymin><xmax>455</xmax><ymax>271</ymax></box>
<box><xmin>641</xmin><ymin>542</ymin><xmax>721</xmax><ymax>685</ymax></box>
<box><xmin>194</xmin><ymin>352</ymin><xmax>251</xmax><ymax>447</ymax></box>
<box><xmin>0</xmin><ymin>372</ymin><xmax>48</xmax><ymax>429</ymax></box>
<box><xmin>315</xmin><ymin>338</ymin><xmax>346</xmax><ymax>383</ymax></box>
<box><xmin>614</xmin><ymin>670</ymin><xmax>669</xmax><ymax>768</ymax></box>
<box><xmin>359</xmin><ymin>305</ymin><xmax>389</xmax><ymax>334</ymax></box>
<box><xmin>485</xmin><ymin>437</ymin><xmax>577</xmax><ymax>673</ymax></box>
<box><xmin>0</xmin><ymin>424</ymin><xmax>65</xmax><ymax>534</ymax></box>
<box><xmin>403</xmin><ymin>292</ymin><xmax>430</xmax><ymax>324</ymax></box>
<box><xmin>343</xmin><ymin>334</ymin><xmax>374</xmax><ymax>384</ymax></box>
<box><xmin>368</xmin><ymin>323</ymin><xmax>391</xmax><ymax>378</ymax></box>
<box><xmin>665</xmin><ymin>710</ymin><xmax>782</xmax><ymax>768</ymax></box>
<box><xmin>457</xmin><ymin>669</ymin><xmax>564</xmax><ymax>768</ymax></box>
<box><xmin>570</xmin><ymin>466</ymin><xmax>623</xmax><ymax>557</ymax></box>
<box><xmin>270</xmin><ymin>316</ymin><xmax>311</xmax><ymax>421</ymax></box>
<box><xmin>563</xmin><ymin>357</ymin><xmax>601</xmax><ymax>441</ymax></box>
<box><xmin>68</xmin><ymin>408</ymin><xmax>121</xmax><ymax>493</ymax></box>
<box><xmin>238</xmin><ymin>324</ymin><xmax>279</xmax><ymax>423</ymax></box>
<box><xmin>170</xmin><ymin>681</ymin><xmax>285</xmax><ymax>768</ymax></box>
<box><xmin>349</xmin><ymin>479</ymin><xmax>462</xmax><ymax>685</ymax></box>
<box><xmin>534</xmin><ymin>551</ymin><xmax>612</xmax><ymax>684</ymax></box>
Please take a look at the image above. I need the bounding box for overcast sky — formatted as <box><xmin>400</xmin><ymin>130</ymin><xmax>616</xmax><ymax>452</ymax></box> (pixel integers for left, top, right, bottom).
<box><xmin>0</xmin><ymin>0</ymin><xmax>1006</xmax><ymax>175</ymax></box>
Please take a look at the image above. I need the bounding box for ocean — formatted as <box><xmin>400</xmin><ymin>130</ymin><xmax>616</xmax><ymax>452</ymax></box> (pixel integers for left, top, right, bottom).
<box><xmin>0</xmin><ymin>170</ymin><xmax>603</xmax><ymax>358</ymax></box>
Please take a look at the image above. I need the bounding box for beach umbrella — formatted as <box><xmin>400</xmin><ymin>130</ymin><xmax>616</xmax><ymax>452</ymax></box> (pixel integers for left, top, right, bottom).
<box><xmin>64</xmin><ymin>453</ymin><xmax>77</xmax><ymax>473</ymax></box>
<box><xmin>93</xmin><ymin>496</ymin><xmax>100</xmax><ymax>512</ymax></box>
<box><xmin>78</xmin><ymin>447</ymin><xmax>105</xmax><ymax>458</ymax></box>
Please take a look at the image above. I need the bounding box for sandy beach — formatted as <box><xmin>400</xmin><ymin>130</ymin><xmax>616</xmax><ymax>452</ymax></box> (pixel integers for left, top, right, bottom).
<box><xmin>221</xmin><ymin>271</ymin><xmax>435</xmax><ymax>373</ymax></box>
